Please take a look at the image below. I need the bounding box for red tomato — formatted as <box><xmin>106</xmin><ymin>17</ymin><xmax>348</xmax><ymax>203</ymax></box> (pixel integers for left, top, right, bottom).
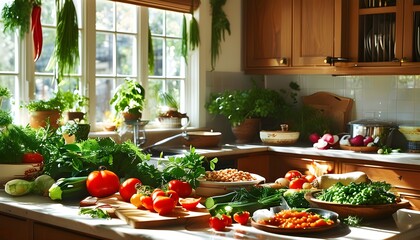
<box><xmin>140</xmin><ymin>195</ymin><xmax>154</xmax><ymax>211</ymax></box>
<box><xmin>168</xmin><ymin>180</ymin><xmax>192</xmax><ymax>198</ymax></box>
<box><xmin>233</xmin><ymin>211</ymin><xmax>250</xmax><ymax>225</ymax></box>
<box><xmin>153</xmin><ymin>196</ymin><xmax>176</xmax><ymax>215</ymax></box>
<box><xmin>86</xmin><ymin>168</ymin><xmax>120</xmax><ymax>198</ymax></box>
<box><xmin>209</xmin><ymin>216</ymin><xmax>226</xmax><ymax>231</ymax></box>
<box><xmin>289</xmin><ymin>178</ymin><xmax>308</xmax><ymax>189</ymax></box>
<box><xmin>179</xmin><ymin>197</ymin><xmax>201</xmax><ymax>210</ymax></box>
<box><xmin>304</xmin><ymin>174</ymin><xmax>316</xmax><ymax>183</ymax></box>
<box><xmin>152</xmin><ymin>189</ymin><xmax>166</xmax><ymax>201</ymax></box>
<box><xmin>119</xmin><ymin>178</ymin><xmax>142</xmax><ymax>202</ymax></box>
<box><xmin>285</xmin><ymin>170</ymin><xmax>303</xmax><ymax>181</ymax></box>
<box><xmin>22</xmin><ymin>152</ymin><xmax>44</xmax><ymax>163</ymax></box>
<box><xmin>222</xmin><ymin>214</ymin><xmax>232</xmax><ymax>226</ymax></box>
<box><xmin>166</xmin><ymin>190</ymin><xmax>179</xmax><ymax>207</ymax></box>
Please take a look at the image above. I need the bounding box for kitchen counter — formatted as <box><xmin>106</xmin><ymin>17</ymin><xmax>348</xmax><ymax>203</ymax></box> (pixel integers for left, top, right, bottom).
<box><xmin>0</xmin><ymin>191</ymin><xmax>403</xmax><ymax>240</ymax></box>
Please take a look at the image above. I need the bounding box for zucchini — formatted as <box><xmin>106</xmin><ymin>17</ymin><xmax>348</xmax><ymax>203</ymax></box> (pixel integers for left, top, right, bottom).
<box><xmin>4</xmin><ymin>179</ymin><xmax>34</xmax><ymax>196</ymax></box>
<box><xmin>49</xmin><ymin>176</ymin><xmax>89</xmax><ymax>201</ymax></box>
<box><xmin>208</xmin><ymin>201</ymin><xmax>264</xmax><ymax>216</ymax></box>
<box><xmin>205</xmin><ymin>191</ymin><xmax>237</xmax><ymax>209</ymax></box>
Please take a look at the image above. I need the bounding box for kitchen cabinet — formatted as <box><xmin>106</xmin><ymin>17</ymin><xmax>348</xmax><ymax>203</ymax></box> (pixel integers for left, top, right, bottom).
<box><xmin>0</xmin><ymin>212</ymin><xmax>105</xmax><ymax>240</ymax></box>
<box><xmin>346</xmin><ymin>0</ymin><xmax>420</xmax><ymax>73</ymax></box>
<box><xmin>243</xmin><ymin>0</ymin><xmax>348</xmax><ymax>74</ymax></box>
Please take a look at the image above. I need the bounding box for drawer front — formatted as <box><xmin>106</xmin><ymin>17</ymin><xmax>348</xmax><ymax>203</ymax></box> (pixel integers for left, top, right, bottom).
<box><xmin>342</xmin><ymin>163</ymin><xmax>420</xmax><ymax>191</ymax></box>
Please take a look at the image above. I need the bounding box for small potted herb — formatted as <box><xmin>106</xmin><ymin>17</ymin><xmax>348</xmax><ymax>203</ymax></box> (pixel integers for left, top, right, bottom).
<box><xmin>110</xmin><ymin>78</ymin><xmax>146</xmax><ymax>122</ymax></box>
<box><xmin>60</xmin><ymin>90</ymin><xmax>89</xmax><ymax>122</ymax></box>
<box><xmin>157</xmin><ymin>92</ymin><xmax>189</xmax><ymax>128</ymax></box>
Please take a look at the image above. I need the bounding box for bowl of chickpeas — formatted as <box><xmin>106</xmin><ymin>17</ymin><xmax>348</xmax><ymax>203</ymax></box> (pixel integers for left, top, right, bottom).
<box><xmin>195</xmin><ymin>169</ymin><xmax>265</xmax><ymax>197</ymax></box>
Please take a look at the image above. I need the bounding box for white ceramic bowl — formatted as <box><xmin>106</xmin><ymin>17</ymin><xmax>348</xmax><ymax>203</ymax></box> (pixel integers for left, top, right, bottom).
<box><xmin>393</xmin><ymin>208</ymin><xmax>420</xmax><ymax>232</ymax></box>
<box><xmin>260</xmin><ymin>130</ymin><xmax>300</xmax><ymax>145</ymax></box>
<box><xmin>182</xmin><ymin>131</ymin><xmax>222</xmax><ymax>148</ymax></box>
<box><xmin>0</xmin><ymin>163</ymin><xmax>42</xmax><ymax>186</ymax></box>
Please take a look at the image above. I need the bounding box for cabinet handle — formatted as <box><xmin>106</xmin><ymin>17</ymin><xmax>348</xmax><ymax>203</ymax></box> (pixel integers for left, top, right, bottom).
<box><xmin>324</xmin><ymin>56</ymin><xmax>350</xmax><ymax>65</ymax></box>
<box><xmin>278</xmin><ymin>58</ymin><xmax>287</xmax><ymax>65</ymax></box>
<box><xmin>400</xmin><ymin>57</ymin><xmax>410</xmax><ymax>63</ymax></box>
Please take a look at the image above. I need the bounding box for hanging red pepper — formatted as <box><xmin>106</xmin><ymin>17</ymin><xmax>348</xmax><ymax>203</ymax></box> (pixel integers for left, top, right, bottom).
<box><xmin>31</xmin><ymin>4</ymin><xmax>42</xmax><ymax>62</ymax></box>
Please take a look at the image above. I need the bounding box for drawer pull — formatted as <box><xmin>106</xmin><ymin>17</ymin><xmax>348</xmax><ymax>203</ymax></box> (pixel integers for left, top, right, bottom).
<box><xmin>398</xmin><ymin>175</ymin><xmax>403</xmax><ymax>180</ymax></box>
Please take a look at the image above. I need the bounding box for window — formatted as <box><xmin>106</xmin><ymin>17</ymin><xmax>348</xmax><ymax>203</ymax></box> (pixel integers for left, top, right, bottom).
<box><xmin>0</xmin><ymin>0</ymin><xmax>190</xmax><ymax>129</ymax></box>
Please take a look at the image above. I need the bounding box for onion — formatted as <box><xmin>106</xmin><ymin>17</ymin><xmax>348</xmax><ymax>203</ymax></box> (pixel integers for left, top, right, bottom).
<box><xmin>274</xmin><ymin>177</ymin><xmax>290</xmax><ymax>188</ymax></box>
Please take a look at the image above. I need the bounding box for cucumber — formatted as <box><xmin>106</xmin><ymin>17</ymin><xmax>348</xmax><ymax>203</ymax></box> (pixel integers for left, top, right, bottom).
<box><xmin>205</xmin><ymin>191</ymin><xmax>237</xmax><ymax>209</ymax></box>
<box><xmin>4</xmin><ymin>179</ymin><xmax>34</xmax><ymax>196</ymax></box>
<box><xmin>49</xmin><ymin>176</ymin><xmax>89</xmax><ymax>201</ymax></box>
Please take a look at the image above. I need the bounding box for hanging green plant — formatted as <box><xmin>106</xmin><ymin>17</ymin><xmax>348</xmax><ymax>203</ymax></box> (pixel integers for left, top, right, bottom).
<box><xmin>181</xmin><ymin>14</ymin><xmax>188</xmax><ymax>64</ymax></box>
<box><xmin>1</xmin><ymin>0</ymin><xmax>33</xmax><ymax>38</ymax></box>
<box><xmin>148</xmin><ymin>26</ymin><xmax>155</xmax><ymax>75</ymax></box>
<box><xmin>55</xmin><ymin>0</ymin><xmax>79</xmax><ymax>80</ymax></box>
<box><xmin>189</xmin><ymin>14</ymin><xmax>200</xmax><ymax>51</ymax></box>
<box><xmin>210</xmin><ymin>0</ymin><xmax>230</xmax><ymax>71</ymax></box>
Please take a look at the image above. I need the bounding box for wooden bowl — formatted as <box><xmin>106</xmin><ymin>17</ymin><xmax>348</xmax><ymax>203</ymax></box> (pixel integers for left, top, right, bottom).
<box><xmin>182</xmin><ymin>131</ymin><xmax>222</xmax><ymax>148</ymax></box>
<box><xmin>340</xmin><ymin>145</ymin><xmax>379</xmax><ymax>153</ymax></box>
<box><xmin>260</xmin><ymin>130</ymin><xmax>300</xmax><ymax>145</ymax></box>
<box><xmin>305</xmin><ymin>191</ymin><xmax>411</xmax><ymax>219</ymax></box>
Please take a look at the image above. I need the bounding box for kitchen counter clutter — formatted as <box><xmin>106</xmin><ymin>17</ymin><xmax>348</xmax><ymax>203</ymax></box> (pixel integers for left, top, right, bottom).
<box><xmin>0</xmin><ymin>191</ymin><xmax>403</xmax><ymax>240</ymax></box>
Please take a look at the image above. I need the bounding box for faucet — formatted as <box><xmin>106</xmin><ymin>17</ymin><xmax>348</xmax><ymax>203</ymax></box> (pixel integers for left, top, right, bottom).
<box><xmin>142</xmin><ymin>131</ymin><xmax>189</xmax><ymax>154</ymax></box>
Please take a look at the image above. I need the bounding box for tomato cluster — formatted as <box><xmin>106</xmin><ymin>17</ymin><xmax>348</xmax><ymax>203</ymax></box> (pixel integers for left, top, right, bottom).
<box><xmin>209</xmin><ymin>214</ymin><xmax>233</xmax><ymax>231</ymax></box>
<box><xmin>284</xmin><ymin>170</ymin><xmax>316</xmax><ymax>189</ymax></box>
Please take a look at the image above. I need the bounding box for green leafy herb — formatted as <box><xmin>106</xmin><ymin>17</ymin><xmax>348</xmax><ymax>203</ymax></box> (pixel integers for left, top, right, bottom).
<box><xmin>181</xmin><ymin>14</ymin><xmax>188</xmax><ymax>64</ymax></box>
<box><xmin>148</xmin><ymin>26</ymin><xmax>154</xmax><ymax>75</ymax></box>
<box><xmin>79</xmin><ymin>208</ymin><xmax>111</xmax><ymax>219</ymax></box>
<box><xmin>1</xmin><ymin>0</ymin><xmax>33</xmax><ymax>38</ymax></box>
<box><xmin>342</xmin><ymin>215</ymin><xmax>363</xmax><ymax>226</ymax></box>
<box><xmin>189</xmin><ymin>16</ymin><xmax>200</xmax><ymax>51</ymax></box>
<box><xmin>210</xmin><ymin>0</ymin><xmax>231</xmax><ymax>71</ymax></box>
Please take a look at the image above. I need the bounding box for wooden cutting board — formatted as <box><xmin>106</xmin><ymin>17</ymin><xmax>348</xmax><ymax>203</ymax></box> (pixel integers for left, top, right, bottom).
<box><xmin>302</xmin><ymin>91</ymin><xmax>353</xmax><ymax>133</ymax></box>
<box><xmin>91</xmin><ymin>194</ymin><xmax>210</xmax><ymax>229</ymax></box>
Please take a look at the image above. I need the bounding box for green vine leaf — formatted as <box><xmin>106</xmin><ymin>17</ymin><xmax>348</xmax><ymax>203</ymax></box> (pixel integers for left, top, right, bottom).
<box><xmin>210</xmin><ymin>0</ymin><xmax>231</xmax><ymax>71</ymax></box>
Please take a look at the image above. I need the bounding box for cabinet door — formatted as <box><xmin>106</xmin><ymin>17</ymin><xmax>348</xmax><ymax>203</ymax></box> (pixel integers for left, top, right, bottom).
<box><xmin>33</xmin><ymin>222</ymin><xmax>102</xmax><ymax>240</ymax></box>
<box><xmin>0</xmin><ymin>213</ymin><xmax>30</xmax><ymax>240</ymax></box>
<box><xmin>292</xmin><ymin>0</ymin><xmax>340</xmax><ymax>66</ymax></box>
<box><xmin>243</xmin><ymin>0</ymin><xmax>292</xmax><ymax>71</ymax></box>
<box><xmin>402</xmin><ymin>0</ymin><xmax>420</xmax><ymax>65</ymax></box>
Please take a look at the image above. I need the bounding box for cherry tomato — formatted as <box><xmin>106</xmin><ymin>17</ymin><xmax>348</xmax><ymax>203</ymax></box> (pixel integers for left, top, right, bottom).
<box><xmin>153</xmin><ymin>196</ymin><xmax>176</xmax><ymax>215</ymax></box>
<box><xmin>304</xmin><ymin>174</ymin><xmax>317</xmax><ymax>183</ymax></box>
<box><xmin>119</xmin><ymin>178</ymin><xmax>142</xmax><ymax>202</ymax></box>
<box><xmin>284</xmin><ymin>170</ymin><xmax>303</xmax><ymax>181</ymax></box>
<box><xmin>86</xmin><ymin>167</ymin><xmax>120</xmax><ymax>198</ymax></box>
<box><xmin>289</xmin><ymin>178</ymin><xmax>308</xmax><ymax>189</ymax></box>
<box><xmin>140</xmin><ymin>195</ymin><xmax>154</xmax><ymax>211</ymax></box>
<box><xmin>130</xmin><ymin>193</ymin><xmax>143</xmax><ymax>208</ymax></box>
<box><xmin>222</xmin><ymin>214</ymin><xmax>232</xmax><ymax>226</ymax></box>
<box><xmin>209</xmin><ymin>216</ymin><xmax>226</xmax><ymax>231</ymax></box>
<box><xmin>22</xmin><ymin>152</ymin><xmax>44</xmax><ymax>163</ymax></box>
<box><xmin>233</xmin><ymin>211</ymin><xmax>250</xmax><ymax>225</ymax></box>
<box><xmin>168</xmin><ymin>180</ymin><xmax>192</xmax><ymax>198</ymax></box>
<box><xmin>179</xmin><ymin>197</ymin><xmax>201</xmax><ymax>210</ymax></box>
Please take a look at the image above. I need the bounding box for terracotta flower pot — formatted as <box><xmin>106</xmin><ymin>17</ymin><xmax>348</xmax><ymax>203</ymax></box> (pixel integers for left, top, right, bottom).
<box><xmin>29</xmin><ymin>110</ymin><xmax>61</xmax><ymax>129</ymax></box>
<box><xmin>231</xmin><ymin>118</ymin><xmax>261</xmax><ymax>144</ymax></box>
<box><xmin>122</xmin><ymin>112</ymin><xmax>142</xmax><ymax>122</ymax></box>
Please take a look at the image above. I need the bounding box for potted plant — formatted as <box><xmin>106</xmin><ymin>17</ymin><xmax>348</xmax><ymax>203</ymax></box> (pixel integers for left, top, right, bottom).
<box><xmin>24</xmin><ymin>91</ymin><xmax>68</xmax><ymax>129</ymax></box>
<box><xmin>60</xmin><ymin>90</ymin><xmax>89</xmax><ymax>122</ymax></box>
<box><xmin>58</xmin><ymin>120</ymin><xmax>90</xmax><ymax>144</ymax></box>
<box><xmin>205</xmin><ymin>82</ymin><xmax>300</xmax><ymax>143</ymax></box>
<box><xmin>157</xmin><ymin>92</ymin><xmax>189</xmax><ymax>128</ymax></box>
<box><xmin>0</xmin><ymin>86</ymin><xmax>11</xmax><ymax>109</ymax></box>
<box><xmin>110</xmin><ymin>78</ymin><xmax>146</xmax><ymax>122</ymax></box>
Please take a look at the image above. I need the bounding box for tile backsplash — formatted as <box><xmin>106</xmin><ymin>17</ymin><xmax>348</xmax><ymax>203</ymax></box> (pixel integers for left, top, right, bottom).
<box><xmin>205</xmin><ymin>72</ymin><xmax>420</xmax><ymax>137</ymax></box>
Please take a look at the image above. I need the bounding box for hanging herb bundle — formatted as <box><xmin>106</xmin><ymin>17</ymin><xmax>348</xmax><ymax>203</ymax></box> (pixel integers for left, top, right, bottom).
<box><xmin>55</xmin><ymin>0</ymin><xmax>79</xmax><ymax>80</ymax></box>
<box><xmin>148</xmin><ymin>26</ymin><xmax>155</xmax><ymax>75</ymax></box>
<box><xmin>181</xmin><ymin>14</ymin><xmax>188</xmax><ymax>64</ymax></box>
<box><xmin>210</xmin><ymin>0</ymin><xmax>231</xmax><ymax>71</ymax></box>
<box><xmin>1</xmin><ymin>0</ymin><xmax>33</xmax><ymax>38</ymax></box>
<box><xmin>189</xmin><ymin>14</ymin><xmax>200</xmax><ymax>51</ymax></box>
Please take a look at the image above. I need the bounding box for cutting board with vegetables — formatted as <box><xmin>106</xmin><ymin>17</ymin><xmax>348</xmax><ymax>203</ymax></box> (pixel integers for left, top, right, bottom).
<box><xmin>90</xmin><ymin>194</ymin><xmax>210</xmax><ymax>229</ymax></box>
<box><xmin>302</xmin><ymin>91</ymin><xmax>353</xmax><ymax>133</ymax></box>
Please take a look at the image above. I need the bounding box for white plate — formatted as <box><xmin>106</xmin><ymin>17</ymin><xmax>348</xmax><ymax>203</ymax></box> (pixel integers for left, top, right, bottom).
<box><xmin>198</xmin><ymin>173</ymin><xmax>265</xmax><ymax>187</ymax></box>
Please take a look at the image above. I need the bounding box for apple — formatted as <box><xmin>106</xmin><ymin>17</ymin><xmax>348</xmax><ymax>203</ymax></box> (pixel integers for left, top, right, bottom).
<box><xmin>349</xmin><ymin>135</ymin><xmax>365</xmax><ymax>146</ymax></box>
<box><xmin>363</xmin><ymin>136</ymin><xmax>374</xmax><ymax>146</ymax></box>
<box><xmin>309</xmin><ymin>133</ymin><xmax>321</xmax><ymax>144</ymax></box>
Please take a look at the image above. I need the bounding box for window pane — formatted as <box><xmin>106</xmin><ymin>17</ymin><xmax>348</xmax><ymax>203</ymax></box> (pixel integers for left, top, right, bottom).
<box><xmin>0</xmin><ymin>27</ymin><xmax>16</xmax><ymax>72</ymax></box>
<box><xmin>35</xmin><ymin>76</ymin><xmax>56</xmax><ymax>100</ymax></box>
<box><xmin>96</xmin><ymin>33</ymin><xmax>114</xmax><ymax>74</ymax></box>
<box><xmin>166</xmin><ymin>12</ymin><xmax>182</xmax><ymax>37</ymax></box>
<box><xmin>40</xmin><ymin>0</ymin><xmax>56</xmax><ymax>26</ymax></box>
<box><xmin>0</xmin><ymin>76</ymin><xmax>16</xmax><ymax>111</ymax></box>
<box><xmin>116</xmin><ymin>34</ymin><xmax>136</xmax><ymax>75</ymax></box>
<box><xmin>166</xmin><ymin>38</ymin><xmax>184</xmax><ymax>77</ymax></box>
<box><xmin>149</xmin><ymin>9</ymin><xmax>164</xmax><ymax>35</ymax></box>
<box><xmin>96</xmin><ymin>0</ymin><xmax>115</xmax><ymax>31</ymax></box>
<box><xmin>152</xmin><ymin>37</ymin><xmax>163</xmax><ymax>76</ymax></box>
<box><xmin>96</xmin><ymin>78</ymin><xmax>114</xmax><ymax>122</ymax></box>
<box><xmin>116</xmin><ymin>3</ymin><xmax>136</xmax><ymax>33</ymax></box>
<box><xmin>35</xmin><ymin>28</ymin><xmax>55</xmax><ymax>73</ymax></box>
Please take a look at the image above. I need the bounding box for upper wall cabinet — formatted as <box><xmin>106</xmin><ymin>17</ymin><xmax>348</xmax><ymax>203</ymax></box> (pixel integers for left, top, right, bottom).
<box><xmin>243</xmin><ymin>0</ymin><xmax>347</xmax><ymax>74</ymax></box>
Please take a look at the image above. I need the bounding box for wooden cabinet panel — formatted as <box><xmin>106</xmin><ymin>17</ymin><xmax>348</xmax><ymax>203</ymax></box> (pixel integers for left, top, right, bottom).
<box><xmin>237</xmin><ymin>154</ymin><xmax>271</xmax><ymax>181</ymax></box>
<box><xmin>33</xmin><ymin>223</ymin><xmax>103</xmax><ymax>240</ymax></box>
<box><xmin>292</xmin><ymin>0</ymin><xmax>337</xmax><ymax>66</ymax></box>
<box><xmin>243</xmin><ymin>0</ymin><xmax>292</xmax><ymax>70</ymax></box>
<box><xmin>0</xmin><ymin>213</ymin><xmax>30</xmax><ymax>240</ymax></box>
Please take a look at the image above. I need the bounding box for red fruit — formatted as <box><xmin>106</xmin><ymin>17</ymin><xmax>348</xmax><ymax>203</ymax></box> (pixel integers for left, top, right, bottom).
<box><xmin>314</xmin><ymin>139</ymin><xmax>329</xmax><ymax>149</ymax></box>
<box><xmin>309</xmin><ymin>133</ymin><xmax>321</xmax><ymax>143</ymax></box>
<box><xmin>349</xmin><ymin>135</ymin><xmax>365</xmax><ymax>146</ymax></box>
<box><xmin>321</xmin><ymin>133</ymin><xmax>335</xmax><ymax>144</ymax></box>
<box><xmin>363</xmin><ymin>136</ymin><xmax>374</xmax><ymax>146</ymax></box>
